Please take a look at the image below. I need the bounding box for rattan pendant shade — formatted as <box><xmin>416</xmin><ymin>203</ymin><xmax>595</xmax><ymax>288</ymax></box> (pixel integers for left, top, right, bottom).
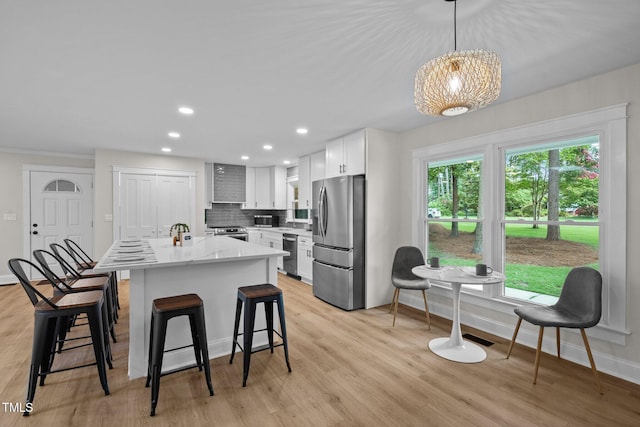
<box><xmin>414</xmin><ymin>0</ymin><xmax>501</xmax><ymax>117</ymax></box>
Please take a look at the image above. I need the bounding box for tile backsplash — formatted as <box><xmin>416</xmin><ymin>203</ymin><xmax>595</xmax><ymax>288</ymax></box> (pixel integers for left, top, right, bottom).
<box><xmin>205</xmin><ymin>204</ymin><xmax>286</xmax><ymax>227</ymax></box>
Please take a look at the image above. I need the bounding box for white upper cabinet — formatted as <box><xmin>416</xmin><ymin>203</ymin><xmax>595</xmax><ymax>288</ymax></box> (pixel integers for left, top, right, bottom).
<box><xmin>310</xmin><ymin>150</ymin><xmax>326</xmax><ymax>182</ymax></box>
<box><xmin>244</xmin><ymin>167</ymin><xmax>256</xmax><ymax>209</ymax></box>
<box><xmin>270</xmin><ymin>166</ymin><xmax>287</xmax><ymax>209</ymax></box>
<box><xmin>243</xmin><ymin>166</ymin><xmax>286</xmax><ymax>209</ymax></box>
<box><xmin>325</xmin><ymin>129</ymin><xmax>365</xmax><ymax>178</ymax></box>
<box><xmin>255</xmin><ymin>167</ymin><xmax>271</xmax><ymax>209</ymax></box>
<box><xmin>297</xmin><ymin>155</ymin><xmax>311</xmax><ymax>209</ymax></box>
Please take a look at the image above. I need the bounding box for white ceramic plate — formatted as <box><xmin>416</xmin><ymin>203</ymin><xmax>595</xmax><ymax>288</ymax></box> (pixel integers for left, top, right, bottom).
<box><xmin>116</xmin><ymin>248</ymin><xmax>144</xmax><ymax>254</ymax></box>
<box><xmin>113</xmin><ymin>255</ymin><xmax>146</xmax><ymax>262</ymax></box>
<box><xmin>118</xmin><ymin>242</ymin><xmax>143</xmax><ymax>247</ymax></box>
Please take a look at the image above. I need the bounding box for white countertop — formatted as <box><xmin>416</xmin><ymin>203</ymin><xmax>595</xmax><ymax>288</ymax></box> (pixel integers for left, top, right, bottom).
<box><xmin>94</xmin><ymin>236</ymin><xmax>289</xmax><ymax>272</ymax></box>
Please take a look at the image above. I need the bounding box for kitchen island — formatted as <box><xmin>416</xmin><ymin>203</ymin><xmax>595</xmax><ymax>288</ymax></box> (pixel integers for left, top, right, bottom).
<box><xmin>94</xmin><ymin>236</ymin><xmax>288</xmax><ymax>379</ymax></box>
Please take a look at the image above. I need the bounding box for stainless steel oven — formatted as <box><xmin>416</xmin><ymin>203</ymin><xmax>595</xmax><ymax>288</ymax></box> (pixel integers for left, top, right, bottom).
<box><xmin>206</xmin><ymin>226</ymin><xmax>248</xmax><ymax>241</ymax></box>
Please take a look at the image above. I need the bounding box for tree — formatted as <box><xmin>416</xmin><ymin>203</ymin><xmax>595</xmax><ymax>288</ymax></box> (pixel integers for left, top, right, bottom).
<box><xmin>506</xmin><ymin>151</ymin><xmax>548</xmax><ymax>228</ymax></box>
<box><xmin>546</xmin><ymin>149</ymin><xmax>560</xmax><ymax>240</ymax></box>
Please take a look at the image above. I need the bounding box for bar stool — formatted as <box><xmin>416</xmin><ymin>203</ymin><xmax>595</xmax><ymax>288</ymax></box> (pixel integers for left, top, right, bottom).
<box><xmin>229</xmin><ymin>284</ymin><xmax>291</xmax><ymax>387</ymax></box>
<box><xmin>145</xmin><ymin>293</ymin><xmax>214</xmax><ymax>416</ymax></box>
<box><xmin>33</xmin><ymin>249</ymin><xmax>117</xmax><ymax>350</ymax></box>
<box><xmin>8</xmin><ymin>259</ymin><xmax>111</xmax><ymax>416</ymax></box>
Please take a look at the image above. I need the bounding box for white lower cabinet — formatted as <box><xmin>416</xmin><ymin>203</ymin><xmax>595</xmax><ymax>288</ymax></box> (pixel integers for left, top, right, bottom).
<box><xmin>248</xmin><ymin>229</ymin><xmax>260</xmax><ymax>244</ymax></box>
<box><xmin>297</xmin><ymin>236</ymin><xmax>313</xmax><ymax>284</ymax></box>
<box><xmin>257</xmin><ymin>230</ymin><xmax>283</xmax><ymax>270</ymax></box>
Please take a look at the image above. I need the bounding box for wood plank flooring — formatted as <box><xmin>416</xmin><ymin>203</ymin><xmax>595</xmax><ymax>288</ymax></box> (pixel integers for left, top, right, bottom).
<box><xmin>1</xmin><ymin>274</ymin><xmax>639</xmax><ymax>426</ymax></box>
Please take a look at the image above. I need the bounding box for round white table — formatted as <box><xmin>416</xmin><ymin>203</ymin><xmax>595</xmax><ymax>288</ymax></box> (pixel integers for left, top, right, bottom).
<box><xmin>412</xmin><ymin>265</ymin><xmax>506</xmax><ymax>363</ymax></box>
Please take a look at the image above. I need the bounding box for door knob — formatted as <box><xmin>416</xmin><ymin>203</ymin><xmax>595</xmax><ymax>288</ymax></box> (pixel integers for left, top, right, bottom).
<box><xmin>32</xmin><ymin>223</ymin><xmax>38</xmax><ymax>227</ymax></box>
<box><xmin>32</xmin><ymin>231</ymin><xmax>38</xmax><ymax>235</ymax></box>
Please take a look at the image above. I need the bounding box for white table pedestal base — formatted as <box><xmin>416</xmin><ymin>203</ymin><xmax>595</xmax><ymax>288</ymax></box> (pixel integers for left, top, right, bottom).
<box><xmin>428</xmin><ymin>337</ymin><xmax>487</xmax><ymax>363</ymax></box>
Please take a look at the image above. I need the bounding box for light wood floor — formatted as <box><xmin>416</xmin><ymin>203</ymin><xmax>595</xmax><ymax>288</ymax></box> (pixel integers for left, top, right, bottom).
<box><xmin>1</xmin><ymin>274</ymin><xmax>640</xmax><ymax>426</ymax></box>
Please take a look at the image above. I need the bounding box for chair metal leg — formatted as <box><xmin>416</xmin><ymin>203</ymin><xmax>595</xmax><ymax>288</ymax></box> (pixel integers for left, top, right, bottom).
<box><xmin>506</xmin><ymin>317</ymin><xmax>522</xmax><ymax>359</ymax></box>
<box><xmin>391</xmin><ymin>288</ymin><xmax>400</xmax><ymax>327</ymax></box>
<box><xmin>580</xmin><ymin>328</ymin><xmax>603</xmax><ymax>394</ymax></box>
<box><xmin>533</xmin><ymin>326</ymin><xmax>544</xmax><ymax>384</ymax></box>
<box><xmin>556</xmin><ymin>327</ymin><xmax>561</xmax><ymax>358</ymax></box>
<box><xmin>421</xmin><ymin>289</ymin><xmax>431</xmax><ymax>330</ymax></box>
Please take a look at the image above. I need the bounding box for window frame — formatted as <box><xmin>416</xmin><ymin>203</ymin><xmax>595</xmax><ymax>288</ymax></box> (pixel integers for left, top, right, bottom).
<box><xmin>412</xmin><ymin>104</ymin><xmax>628</xmax><ymax>343</ymax></box>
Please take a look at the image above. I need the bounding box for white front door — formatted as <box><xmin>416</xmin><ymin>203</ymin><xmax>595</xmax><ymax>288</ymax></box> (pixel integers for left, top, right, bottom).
<box><xmin>29</xmin><ymin>170</ymin><xmax>94</xmax><ymax>273</ymax></box>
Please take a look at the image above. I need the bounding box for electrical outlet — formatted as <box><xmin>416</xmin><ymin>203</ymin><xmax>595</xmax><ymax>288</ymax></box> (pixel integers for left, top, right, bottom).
<box><xmin>3</xmin><ymin>213</ymin><xmax>17</xmax><ymax>221</ymax></box>
<box><xmin>104</xmin><ymin>214</ymin><xmax>113</xmax><ymax>222</ymax></box>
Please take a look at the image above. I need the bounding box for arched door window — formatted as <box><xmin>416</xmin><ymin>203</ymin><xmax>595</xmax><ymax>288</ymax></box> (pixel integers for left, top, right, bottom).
<box><xmin>43</xmin><ymin>179</ymin><xmax>81</xmax><ymax>193</ymax></box>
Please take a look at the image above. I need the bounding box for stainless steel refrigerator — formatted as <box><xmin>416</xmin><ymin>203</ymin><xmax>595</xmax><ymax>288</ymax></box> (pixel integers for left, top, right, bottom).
<box><xmin>312</xmin><ymin>175</ymin><xmax>365</xmax><ymax>310</ymax></box>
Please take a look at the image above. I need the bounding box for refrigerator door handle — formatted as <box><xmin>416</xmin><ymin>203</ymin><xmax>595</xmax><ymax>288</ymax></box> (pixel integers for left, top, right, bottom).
<box><xmin>322</xmin><ymin>185</ymin><xmax>328</xmax><ymax>237</ymax></box>
<box><xmin>318</xmin><ymin>186</ymin><xmax>325</xmax><ymax>239</ymax></box>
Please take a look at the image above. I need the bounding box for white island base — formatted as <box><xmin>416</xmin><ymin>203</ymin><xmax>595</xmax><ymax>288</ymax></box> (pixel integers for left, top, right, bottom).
<box><xmin>94</xmin><ymin>236</ymin><xmax>288</xmax><ymax>379</ymax></box>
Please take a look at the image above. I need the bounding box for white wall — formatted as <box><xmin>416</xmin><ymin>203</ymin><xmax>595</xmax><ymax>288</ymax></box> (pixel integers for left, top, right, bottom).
<box><xmin>364</xmin><ymin>129</ymin><xmax>405</xmax><ymax>308</ymax></box>
<box><xmin>93</xmin><ymin>149</ymin><xmax>206</xmax><ymax>257</ymax></box>
<box><xmin>387</xmin><ymin>63</ymin><xmax>640</xmax><ymax>382</ymax></box>
<box><xmin>0</xmin><ymin>151</ymin><xmax>94</xmax><ymax>281</ymax></box>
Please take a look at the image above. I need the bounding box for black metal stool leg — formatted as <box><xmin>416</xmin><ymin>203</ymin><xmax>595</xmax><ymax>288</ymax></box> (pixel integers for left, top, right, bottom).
<box><xmin>25</xmin><ymin>315</ymin><xmax>50</xmax><ymax>416</ymax></box>
<box><xmin>150</xmin><ymin>315</ymin><xmax>168</xmax><ymax>416</ymax></box>
<box><xmin>145</xmin><ymin>311</ymin><xmax>155</xmax><ymax>388</ymax></box>
<box><xmin>265</xmin><ymin>301</ymin><xmax>274</xmax><ymax>353</ymax></box>
<box><xmin>242</xmin><ymin>300</ymin><xmax>257</xmax><ymax>387</ymax></box>
<box><xmin>277</xmin><ymin>295</ymin><xmax>292</xmax><ymax>373</ymax></box>
<box><xmin>196</xmin><ymin>308</ymin><xmax>214</xmax><ymax>396</ymax></box>
<box><xmin>87</xmin><ymin>305</ymin><xmax>110</xmax><ymax>396</ymax></box>
<box><xmin>229</xmin><ymin>298</ymin><xmax>243</xmax><ymax>364</ymax></box>
<box><xmin>188</xmin><ymin>314</ymin><xmax>203</xmax><ymax>371</ymax></box>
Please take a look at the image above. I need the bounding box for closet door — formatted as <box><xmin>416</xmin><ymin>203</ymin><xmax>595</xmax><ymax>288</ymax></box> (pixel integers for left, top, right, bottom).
<box><xmin>120</xmin><ymin>174</ymin><xmax>158</xmax><ymax>239</ymax></box>
<box><xmin>157</xmin><ymin>175</ymin><xmax>192</xmax><ymax>237</ymax></box>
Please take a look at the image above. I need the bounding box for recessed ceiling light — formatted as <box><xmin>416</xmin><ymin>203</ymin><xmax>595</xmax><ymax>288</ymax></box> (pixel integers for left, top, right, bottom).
<box><xmin>241</xmin><ymin>155</ymin><xmax>249</xmax><ymax>160</ymax></box>
<box><xmin>162</xmin><ymin>147</ymin><xmax>172</xmax><ymax>153</ymax></box>
<box><xmin>263</xmin><ymin>145</ymin><xmax>273</xmax><ymax>150</ymax></box>
<box><xmin>178</xmin><ymin>106</ymin><xmax>194</xmax><ymax>115</ymax></box>
<box><xmin>296</xmin><ymin>128</ymin><xmax>308</xmax><ymax>135</ymax></box>
<box><xmin>283</xmin><ymin>160</ymin><xmax>291</xmax><ymax>165</ymax></box>
<box><xmin>168</xmin><ymin>131</ymin><xmax>180</xmax><ymax>138</ymax></box>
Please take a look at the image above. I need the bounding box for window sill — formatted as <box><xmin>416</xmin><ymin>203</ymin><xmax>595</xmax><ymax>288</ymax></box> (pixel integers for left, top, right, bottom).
<box><xmin>427</xmin><ymin>282</ymin><xmax>630</xmax><ymax>345</ymax></box>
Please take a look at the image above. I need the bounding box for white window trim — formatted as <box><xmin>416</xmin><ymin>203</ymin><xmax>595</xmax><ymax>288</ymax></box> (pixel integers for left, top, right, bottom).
<box><xmin>412</xmin><ymin>104</ymin><xmax>629</xmax><ymax>344</ymax></box>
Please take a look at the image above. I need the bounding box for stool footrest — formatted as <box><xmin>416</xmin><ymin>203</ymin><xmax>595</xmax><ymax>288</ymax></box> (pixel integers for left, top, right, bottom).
<box><xmin>163</xmin><ymin>343</ymin><xmax>196</xmax><ymax>354</ymax></box>
<box><xmin>159</xmin><ymin>363</ymin><xmax>206</xmax><ymax>378</ymax></box>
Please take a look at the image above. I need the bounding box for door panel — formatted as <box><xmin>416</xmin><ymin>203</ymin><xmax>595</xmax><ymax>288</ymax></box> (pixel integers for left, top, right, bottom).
<box><xmin>30</xmin><ymin>170</ymin><xmax>94</xmax><ymax>274</ymax></box>
<box><xmin>323</xmin><ymin>176</ymin><xmax>352</xmax><ymax>249</ymax></box>
<box><xmin>121</xmin><ymin>174</ymin><xmax>158</xmax><ymax>239</ymax></box>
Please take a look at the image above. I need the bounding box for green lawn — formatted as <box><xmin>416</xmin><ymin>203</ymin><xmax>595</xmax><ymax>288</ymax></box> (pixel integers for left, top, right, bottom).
<box><xmin>429</xmin><ymin>220</ymin><xmax>599</xmax><ymax>297</ymax></box>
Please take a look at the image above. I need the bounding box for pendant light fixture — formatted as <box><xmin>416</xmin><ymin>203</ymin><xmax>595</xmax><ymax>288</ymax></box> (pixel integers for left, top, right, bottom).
<box><xmin>414</xmin><ymin>0</ymin><xmax>501</xmax><ymax>117</ymax></box>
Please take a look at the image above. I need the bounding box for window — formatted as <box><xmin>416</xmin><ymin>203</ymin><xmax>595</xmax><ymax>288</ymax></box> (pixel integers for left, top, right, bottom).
<box><xmin>43</xmin><ymin>179</ymin><xmax>81</xmax><ymax>192</ymax></box>
<box><xmin>412</xmin><ymin>105</ymin><xmax>628</xmax><ymax>341</ymax></box>
<box><xmin>502</xmin><ymin>137</ymin><xmax>600</xmax><ymax>303</ymax></box>
<box><xmin>426</xmin><ymin>156</ymin><xmax>484</xmax><ymax>276</ymax></box>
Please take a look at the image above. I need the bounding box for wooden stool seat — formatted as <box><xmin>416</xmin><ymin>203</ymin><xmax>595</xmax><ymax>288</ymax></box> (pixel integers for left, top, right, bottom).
<box><xmin>146</xmin><ymin>293</ymin><xmax>214</xmax><ymax>416</ymax></box>
<box><xmin>230</xmin><ymin>283</ymin><xmax>291</xmax><ymax>387</ymax></box>
<box><xmin>153</xmin><ymin>293</ymin><xmax>202</xmax><ymax>312</ymax></box>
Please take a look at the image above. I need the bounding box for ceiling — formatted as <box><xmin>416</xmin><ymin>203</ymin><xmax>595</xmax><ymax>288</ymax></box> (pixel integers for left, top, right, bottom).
<box><xmin>2</xmin><ymin>0</ymin><xmax>639</xmax><ymax>167</ymax></box>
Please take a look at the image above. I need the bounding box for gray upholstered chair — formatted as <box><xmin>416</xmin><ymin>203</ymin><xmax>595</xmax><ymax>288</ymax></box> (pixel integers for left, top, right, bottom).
<box><xmin>506</xmin><ymin>267</ymin><xmax>603</xmax><ymax>393</ymax></box>
<box><xmin>389</xmin><ymin>246</ymin><xmax>431</xmax><ymax>328</ymax></box>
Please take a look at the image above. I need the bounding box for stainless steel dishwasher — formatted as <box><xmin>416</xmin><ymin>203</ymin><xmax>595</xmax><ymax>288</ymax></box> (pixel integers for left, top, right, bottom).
<box><xmin>282</xmin><ymin>233</ymin><xmax>298</xmax><ymax>276</ymax></box>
